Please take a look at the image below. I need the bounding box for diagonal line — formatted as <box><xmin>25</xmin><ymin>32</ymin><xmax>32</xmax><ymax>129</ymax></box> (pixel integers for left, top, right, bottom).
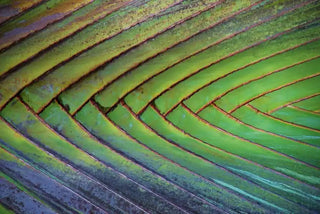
<box><xmin>210</xmin><ymin>103</ymin><xmax>320</xmax><ymax>150</ymax></box>
<box><xmin>0</xmin><ymin>149</ymin><xmax>67</xmax><ymax>214</ymax></box>
<box><xmin>5</xmin><ymin>97</ymin><xmax>151</xmax><ymax>214</ymax></box>
<box><xmin>247</xmin><ymin>103</ymin><xmax>320</xmax><ymax>133</ymax></box>
<box><xmin>180</xmin><ymin>102</ymin><xmax>320</xmax><ymax>170</ymax></box>
<box><xmin>289</xmin><ymin>105</ymin><xmax>320</xmax><ymax>116</ymax></box>
<box><xmin>90</xmin><ymin>99</ymin><xmax>264</xmax><ymax>212</ymax></box>
<box><xmin>151</xmin><ymin>103</ymin><xmax>320</xmax><ymax>191</ymax></box>
<box><xmin>228</xmin><ymin>73</ymin><xmax>320</xmax><ymax>114</ymax></box>
<box><xmin>32</xmin><ymin>0</ymin><xmax>226</xmax><ymax>115</ymax></box>
<box><xmin>160</xmin><ymin>36</ymin><xmax>319</xmax><ymax>116</ymax></box>
<box><xmin>0</xmin><ymin>0</ymin><xmax>135</xmax><ymax>79</ymax></box>
<box><xmin>105</xmin><ymin>0</ymin><xmax>317</xmax><ymax>116</ymax></box>
<box><xmin>68</xmin><ymin>0</ymin><xmax>264</xmax><ymax>116</ymax></box>
<box><xmin>270</xmin><ymin>93</ymin><xmax>320</xmax><ymax>114</ymax></box>
<box><xmin>0</xmin><ymin>0</ymin><xmax>185</xmax><ymax>111</ymax></box>
<box><xmin>53</xmin><ymin>98</ymin><xmax>221</xmax><ymax>214</ymax></box>
<box><xmin>0</xmin><ymin>0</ymin><xmax>48</xmax><ymax>27</ymax></box>
<box><xmin>90</xmin><ymin>99</ymin><xmax>228</xmax><ymax>213</ymax></box>
<box><xmin>0</xmin><ymin>0</ymin><xmax>95</xmax><ymax>52</ymax></box>
<box><xmin>123</xmin><ymin>101</ymin><xmax>320</xmax><ymax>208</ymax></box>
<box><xmin>153</xmin><ymin>24</ymin><xmax>320</xmax><ymax>117</ymax></box>
<box><xmin>123</xmin><ymin>100</ymin><xmax>276</xmax><ymax>188</ymax></box>
<box><xmin>195</xmin><ymin>54</ymin><xmax>320</xmax><ymax>114</ymax></box>
<box><xmin>0</xmin><ymin>116</ymin><xmax>114</xmax><ymax>214</ymax></box>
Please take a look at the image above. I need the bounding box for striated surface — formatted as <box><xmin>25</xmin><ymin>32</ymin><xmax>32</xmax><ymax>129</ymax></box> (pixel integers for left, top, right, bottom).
<box><xmin>0</xmin><ymin>0</ymin><xmax>319</xmax><ymax>213</ymax></box>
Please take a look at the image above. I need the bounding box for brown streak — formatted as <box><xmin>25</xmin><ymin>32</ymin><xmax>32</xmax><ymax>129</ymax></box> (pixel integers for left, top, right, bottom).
<box><xmin>246</xmin><ymin>103</ymin><xmax>320</xmax><ymax>133</ymax></box>
<box><xmin>180</xmin><ymin>102</ymin><xmax>320</xmax><ymax>170</ymax></box>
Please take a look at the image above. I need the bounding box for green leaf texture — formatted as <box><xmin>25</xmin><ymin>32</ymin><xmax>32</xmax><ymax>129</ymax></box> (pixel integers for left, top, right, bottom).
<box><xmin>0</xmin><ymin>0</ymin><xmax>319</xmax><ymax>213</ymax></box>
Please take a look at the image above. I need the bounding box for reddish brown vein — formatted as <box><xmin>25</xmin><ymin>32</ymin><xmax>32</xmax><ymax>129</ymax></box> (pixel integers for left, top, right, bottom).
<box><xmin>0</xmin><ymin>0</ymin><xmax>47</xmax><ymax>27</ymax></box>
<box><xmin>0</xmin><ymin>0</ymin><xmax>135</xmax><ymax>79</ymax></box>
<box><xmin>180</xmin><ymin>102</ymin><xmax>320</xmax><ymax>170</ymax></box>
<box><xmin>289</xmin><ymin>105</ymin><xmax>320</xmax><ymax>115</ymax></box>
<box><xmin>9</xmin><ymin>97</ymin><xmax>151</xmax><ymax>213</ymax></box>
<box><xmin>0</xmin><ymin>0</ymin><xmax>95</xmax><ymax>52</ymax></box>
<box><xmin>210</xmin><ymin>103</ymin><xmax>320</xmax><ymax>150</ymax></box>
<box><xmin>54</xmin><ymin>98</ymin><xmax>222</xmax><ymax>214</ymax></box>
<box><xmin>155</xmin><ymin>23</ymin><xmax>320</xmax><ymax>117</ymax></box>
<box><xmin>89</xmin><ymin>99</ymin><xmax>233</xmax><ymax>213</ymax></box>
<box><xmin>33</xmin><ymin>0</ymin><xmax>225</xmax><ymax>115</ymax></box>
<box><xmin>69</xmin><ymin>0</ymin><xmax>264</xmax><ymax>116</ymax></box>
<box><xmin>270</xmin><ymin>93</ymin><xmax>320</xmax><ymax>114</ymax></box>
<box><xmin>194</xmin><ymin>48</ymin><xmax>320</xmax><ymax>115</ymax></box>
<box><xmin>90</xmin><ymin>99</ymin><xmax>262</xmax><ymax>210</ymax></box>
<box><xmin>247</xmin><ymin>103</ymin><xmax>320</xmax><ymax>133</ymax></box>
<box><xmin>151</xmin><ymin>103</ymin><xmax>319</xmax><ymax>190</ymax></box>
<box><xmin>229</xmin><ymin>73</ymin><xmax>320</xmax><ymax>116</ymax></box>
<box><xmin>120</xmin><ymin>101</ymin><xmax>318</xmax><ymax>208</ymax></box>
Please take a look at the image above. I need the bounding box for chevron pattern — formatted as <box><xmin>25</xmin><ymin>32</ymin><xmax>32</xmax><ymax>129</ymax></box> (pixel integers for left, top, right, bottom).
<box><xmin>0</xmin><ymin>0</ymin><xmax>320</xmax><ymax>213</ymax></box>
